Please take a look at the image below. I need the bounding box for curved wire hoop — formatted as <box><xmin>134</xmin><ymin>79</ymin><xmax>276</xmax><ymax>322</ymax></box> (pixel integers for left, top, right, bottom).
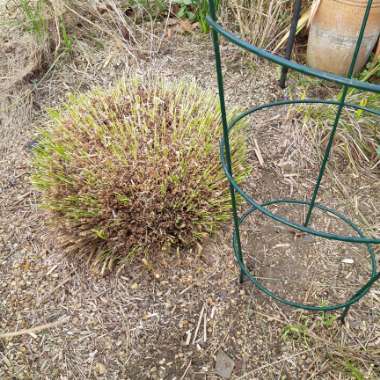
<box><xmin>207</xmin><ymin>0</ymin><xmax>380</xmax><ymax>318</ymax></box>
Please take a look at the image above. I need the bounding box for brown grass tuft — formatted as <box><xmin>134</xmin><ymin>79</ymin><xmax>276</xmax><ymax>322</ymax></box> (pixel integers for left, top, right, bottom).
<box><xmin>31</xmin><ymin>76</ymin><xmax>249</xmax><ymax>273</ymax></box>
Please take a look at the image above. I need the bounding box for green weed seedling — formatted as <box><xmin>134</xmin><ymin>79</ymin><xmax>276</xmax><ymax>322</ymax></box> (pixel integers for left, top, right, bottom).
<box><xmin>281</xmin><ymin>322</ymin><xmax>309</xmax><ymax>345</ymax></box>
<box><xmin>20</xmin><ymin>0</ymin><xmax>47</xmax><ymax>40</ymax></box>
<box><xmin>344</xmin><ymin>361</ymin><xmax>365</xmax><ymax>380</ymax></box>
<box><xmin>320</xmin><ymin>312</ymin><xmax>337</xmax><ymax>328</ymax></box>
<box><xmin>59</xmin><ymin>17</ymin><xmax>74</xmax><ymax>52</ymax></box>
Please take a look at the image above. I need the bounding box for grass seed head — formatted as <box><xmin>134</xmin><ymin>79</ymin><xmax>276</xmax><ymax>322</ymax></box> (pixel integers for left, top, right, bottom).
<box><xmin>32</xmin><ymin>76</ymin><xmax>249</xmax><ymax>272</ymax></box>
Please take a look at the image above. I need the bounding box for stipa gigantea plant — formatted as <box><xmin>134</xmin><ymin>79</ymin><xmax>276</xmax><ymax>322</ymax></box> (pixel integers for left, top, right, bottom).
<box><xmin>32</xmin><ymin>77</ymin><xmax>249</xmax><ymax>273</ymax></box>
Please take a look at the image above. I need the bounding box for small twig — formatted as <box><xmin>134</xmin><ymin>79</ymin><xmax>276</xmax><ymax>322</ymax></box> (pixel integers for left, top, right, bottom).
<box><xmin>156</xmin><ymin>0</ymin><xmax>172</xmax><ymax>53</ymax></box>
<box><xmin>46</xmin><ymin>264</ymin><xmax>59</xmax><ymax>276</ymax></box>
<box><xmin>54</xmin><ymin>15</ymin><xmax>61</xmax><ymax>54</ymax></box>
<box><xmin>64</xmin><ymin>4</ymin><xmax>111</xmax><ymax>36</ymax></box>
<box><xmin>253</xmin><ymin>138</ymin><xmax>265</xmax><ymax>167</ymax></box>
<box><xmin>13</xmin><ymin>191</ymin><xmax>32</xmax><ymax>206</ymax></box>
<box><xmin>273</xmin><ymin>303</ymin><xmax>291</xmax><ymax>324</ymax></box>
<box><xmin>210</xmin><ymin>306</ymin><xmax>216</xmax><ymax>319</ymax></box>
<box><xmin>180</xmin><ymin>360</ymin><xmax>192</xmax><ymax>380</ymax></box>
<box><xmin>0</xmin><ymin>316</ymin><xmax>70</xmax><ymax>339</ymax></box>
<box><xmin>301</xmin><ymin>356</ymin><xmax>319</xmax><ymax>380</ymax></box>
<box><xmin>179</xmin><ymin>284</ymin><xmax>193</xmax><ymax>295</ymax></box>
<box><xmin>192</xmin><ymin>304</ymin><xmax>205</xmax><ymax>344</ymax></box>
<box><xmin>63</xmin><ymin>3</ymin><xmax>136</xmax><ymax>63</ymax></box>
<box><xmin>33</xmin><ymin>51</ymin><xmax>66</xmax><ymax>89</ymax></box>
<box><xmin>38</xmin><ymin>274</ymin><xmax>74</xmax><ymax>305</ymax></box>
<box><xmin>255</xmin><ymin>311</ymin><xmax>283</xmax><ymax>324</ymax></box>
<box><xmin>307</xmin><ymin>359</ymin><xmax>329</xmax><ymax>380</ymax></box>
<box><xmin>14</xmin><ymin>171</ymin><xmax>29</xmax><ymax>180</ymax></box>
<box><xmin>203</xmin><ymin>310</ymin><xmax>207</xmax><ymax>343</ymax></box>
<box><xmin>185</xmin><ymin>330</ymin><xmax>192</xmax><ymax>346</ymax></box>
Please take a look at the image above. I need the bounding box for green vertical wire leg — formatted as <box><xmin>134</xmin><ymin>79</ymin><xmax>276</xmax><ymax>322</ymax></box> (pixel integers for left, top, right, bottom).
<box><xmin>209</xmin><ymin>0</ymin><xmax>245</xmax><ymax>283</ymax></box>
<box><xmin>301</xmin><ymin>0</ymin><xmax>374</xmax><ymax>321</ymax></box>
<box><xmin>279</xmin><ymin>0</ymin><xmax>302</xmax><ymax>89</ymax></box>
<box><xmin>303</xmin><ymin>0</ymin><xmax>374</xmax><ymax>228</ymax></box>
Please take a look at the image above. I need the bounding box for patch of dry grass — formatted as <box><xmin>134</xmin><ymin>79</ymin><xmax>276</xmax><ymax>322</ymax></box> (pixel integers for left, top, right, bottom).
<box><xmin>220</xmin><ymin>0</ymin><xmax>310</xmax><ymax>51</ymax></box>
<box><xmin>0</xmin><ymin>0</ymin><xmax>163</xmax><ymax>94</ymax></box>
<box><xmin>285</xmin><ymin>65</ymin><xmax>380</xmax><ymax>175</ymax></box>
<box><xmin>301</xmin><ymin>91</ymin><xmax>380</xmax><ymax>174</ymax></box>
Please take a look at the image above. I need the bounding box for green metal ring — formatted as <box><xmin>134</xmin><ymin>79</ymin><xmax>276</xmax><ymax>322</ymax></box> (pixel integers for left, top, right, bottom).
<box><xmin>232</xmin><ymin>202</ymin><xmax>379</xmax><ymax>311</ymax></box>
<box><xmin>206</xmin><ymin>16</ymin><xmax>380</xmax><ymax>95</ymax></box>
<box><xmin>220</xmin><ymin>99</ymin><xmax>380</xmax><ymax>244</ymax></box>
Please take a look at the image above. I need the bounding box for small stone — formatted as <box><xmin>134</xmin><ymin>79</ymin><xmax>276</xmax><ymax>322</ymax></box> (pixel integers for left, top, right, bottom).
<box><xmin>24</xmin><ymin>139</ymin><xmax>39</xmax><ymax>151</ymax></box>
<box><xmin>303</xmin><ymin>235</ymin><xmax>314</xmax><ymax>242</ymax></box>
<box><xmin>215</xmin><ymin>351</ymin><xmax>235</xmax><ymax>379</ymax></box>
<box><xmin>277</xmin><ymin>161</ymin><xmax>292</xmax><ymax>171</ymax></box>
<box><xmin>95</xmin><ymin>362</ymin><xmax>107</xmax><ymax>375</ymax></box>
<box><xmin>342</xmin><ymin>258</ymin><xmax>354</xmax><ymax>264</ymax></box>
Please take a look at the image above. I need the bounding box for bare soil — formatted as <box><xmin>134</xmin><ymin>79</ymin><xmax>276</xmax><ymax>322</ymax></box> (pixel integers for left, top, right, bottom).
<box><xmin>1</xmin><ymin>13</ymin><xmax>379</xmax><ymax>380</ymax></box>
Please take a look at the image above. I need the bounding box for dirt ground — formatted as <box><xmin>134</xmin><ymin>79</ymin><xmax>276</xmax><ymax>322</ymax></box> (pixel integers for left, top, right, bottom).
<box><xmin>1</xmin><ymin>7</ymin><xmax>379</xmax><ymax>379</ymax></box>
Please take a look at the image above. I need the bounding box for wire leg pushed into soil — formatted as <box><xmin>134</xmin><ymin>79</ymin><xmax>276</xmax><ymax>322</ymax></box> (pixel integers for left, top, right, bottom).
<box><xmin>278</xmin><ymin>0</ymin><xmax>302</xmax><ymax>89</ymax></box>
<box><xmin>209</xmin><ymin>0</ymin><xmax>246</xmax><ymax>286</ymax></box>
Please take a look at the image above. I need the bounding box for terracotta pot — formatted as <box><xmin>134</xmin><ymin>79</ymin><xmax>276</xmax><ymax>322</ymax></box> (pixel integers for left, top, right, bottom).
<box><xmin>375</xmin><ymin>38</ymin><xmax>380</xmax><ymax>58</ymax></box>
<box><xmin>307</xmin><ymin>0</ymin><xmax>380</xmax><ymax>75</ymax></box>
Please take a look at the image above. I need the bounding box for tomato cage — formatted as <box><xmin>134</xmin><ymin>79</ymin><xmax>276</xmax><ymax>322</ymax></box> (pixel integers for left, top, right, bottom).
<box><xmin>206</xmin><ymin>0</ymin><xmax>380</xmax><ymax>321</ymax></box>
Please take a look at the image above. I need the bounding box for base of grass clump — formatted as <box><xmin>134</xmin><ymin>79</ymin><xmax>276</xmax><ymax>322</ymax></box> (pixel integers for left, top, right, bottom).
<box><xmin>32</xmin><ymin>76</ymin><xmax>249</xmax><ymax>272</ymax></box>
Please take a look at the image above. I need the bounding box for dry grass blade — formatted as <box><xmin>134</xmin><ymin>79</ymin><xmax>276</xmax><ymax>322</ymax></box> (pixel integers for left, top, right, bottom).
<box><xmin>0</xmin><ymin>316</ymin><xmax>70</xmax><ymax>339</ymax></box>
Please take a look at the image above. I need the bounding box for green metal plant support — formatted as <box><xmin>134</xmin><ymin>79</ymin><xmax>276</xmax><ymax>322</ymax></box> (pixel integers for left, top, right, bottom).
<box><xmin>206</xmin><ymin>0</ymin><xmax>380</xmax><ymax>321</ymax></box>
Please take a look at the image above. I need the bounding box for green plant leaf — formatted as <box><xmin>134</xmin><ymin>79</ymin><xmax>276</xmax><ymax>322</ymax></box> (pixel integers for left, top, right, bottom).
<box><xmin>176</xmin><ymin>6</ymin><xmax>186</xmax><ymax>18</ymax></box>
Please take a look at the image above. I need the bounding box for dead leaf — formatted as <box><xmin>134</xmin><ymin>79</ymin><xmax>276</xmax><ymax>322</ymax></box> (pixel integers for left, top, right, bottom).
<box><xmin>178</xmin><ymin>20</ymin><xmax>195</xmax><ymax>34</ymax></box>
<box><xmin>215</xmin><ymin>351</ymin><xmax>235</xmax><ymax>379</ymax></box>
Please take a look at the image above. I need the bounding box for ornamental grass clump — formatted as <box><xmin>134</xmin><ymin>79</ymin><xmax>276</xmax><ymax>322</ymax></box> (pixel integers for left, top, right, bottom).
<box><xmin>32</xmin><ymin>77</ymin><xmax>248</xmax><ymax>272</ymax></box>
